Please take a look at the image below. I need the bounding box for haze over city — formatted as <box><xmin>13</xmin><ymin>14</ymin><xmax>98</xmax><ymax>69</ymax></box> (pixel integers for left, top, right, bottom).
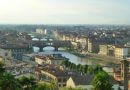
<box><xmin>0</xmin><ymin>0</ymin><xmax>130</xmax><ymax>24</ymax></box>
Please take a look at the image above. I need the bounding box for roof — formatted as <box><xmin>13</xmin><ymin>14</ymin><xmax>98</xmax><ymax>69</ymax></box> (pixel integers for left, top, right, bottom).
<box><xmin>70</xmin><ymin>74</ymin><xmax>94</xmax><ymax>85</ymax></box>
<box><xmin>70</xmin><ymin>73</ymin><xmax>119</xmax><ymax>85</ymax></box>
<box><xmin>36</xmin><ymin>64</ymin><xmax>69</xmax><ymax>77</ymax></box>
<box><xmin>35</xmin><ymin>54</ymin><xmax>68</xmax><ymax>61</ymax></box>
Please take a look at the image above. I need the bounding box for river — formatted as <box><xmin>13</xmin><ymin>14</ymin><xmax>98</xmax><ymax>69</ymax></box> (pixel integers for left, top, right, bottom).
<box><xmin>31</xmin><ymin>36</ymin><xmax>114</xmax><ymax>75</ymax></box>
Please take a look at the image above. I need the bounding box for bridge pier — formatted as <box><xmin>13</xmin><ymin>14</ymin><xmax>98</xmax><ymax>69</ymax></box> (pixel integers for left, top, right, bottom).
<box><xmin>54</xmin><ymin>47</ymin><xmax>58</xmax><ymax>51</ymax></box>
<box><xmin>39</xmin><ymin>47</ymin><xmax>43</xmax><ymax>52</ymax></box>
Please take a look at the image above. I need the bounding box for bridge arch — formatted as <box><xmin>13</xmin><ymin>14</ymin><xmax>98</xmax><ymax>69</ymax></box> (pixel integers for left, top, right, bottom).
<box><xmin>32</xmin><ymin>40</ymin><xmax>72</xmax><ymax>52</ymax></box>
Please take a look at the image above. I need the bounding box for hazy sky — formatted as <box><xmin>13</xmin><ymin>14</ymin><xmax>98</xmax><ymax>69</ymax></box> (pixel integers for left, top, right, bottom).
<box><xmin>0</xmin><ymin>0</ymin><xmax>129</xmax><ymax>24</ymax></box>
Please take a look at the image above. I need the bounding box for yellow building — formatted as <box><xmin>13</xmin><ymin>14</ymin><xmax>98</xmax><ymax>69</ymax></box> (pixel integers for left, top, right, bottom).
<box><xmin>99</xmin><ymin>45</ymin><xmax>129</xmax><ymax>59</ymax></box>
<box><xmin>36</xmin><ymin>29</ymin><xmax>47</xmax><ymax>35</ymax></box>
<box><xmin>35</xmin><ymin>65</ymin><xmax>68</xmax><ymax>87</ymax></box>
<box><xmin>115</xmin><ymin>46</ymin><xmax>129</xmax><ymax>59</ymax></box>
<box><xmin>36</xmin><ymin>29</ymin><xmax>44</xmax><ymax>34</ymax></box>
<box><xmin>35</xmin><ymin>56</ymin><xmax>51</xmax><ymax>65</ymax></box>
<box><xmin>66</xmin><ymin>74</ymin><xmax>121</xmax><ymax>90</ymax></box>
<box><xmin>98</xmin><ymin>45</ymin><xmax>108</xmax><ymax>55</ymax></box>
<box><xmin>66</xmin><ymin>75</ymin><xmax>93</xmax><ymax>90</ymax></box>
<box><xmin>35</xmin><ymin>54</ymin><xmax>68</xmax><ymax>65</ymax></box>
<box><xmin>88</xmin><ymin>39</ymin><xmax>100</xmax><ymax>53</ymax></box>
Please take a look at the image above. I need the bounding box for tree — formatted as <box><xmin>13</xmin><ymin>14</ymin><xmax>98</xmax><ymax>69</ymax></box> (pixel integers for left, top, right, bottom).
<box><xmin>92</xmin><ymin>71</ymin><xmax>113</xmax><ymax>90</ymax></box>
<box><xmin>63</xmin><ymin>60</ymin><xmax>71</xmax><ymax>67</ymax></box>
<box><xmin>35</xmin><ymin>82</ymin><xmax>55</xmax><ymax>90</ymax></box>
<box><xmin>77</xmin><ymin>64</ymin><xmax>82</xmax><ymax>71</ymax></box>
<box><xmin>18</xmin><ymin>76</ymin><xmax>36</xmax><ymax>90</ymax></box>
<box><xmin>70</xmin><ymin>63</ymin><xmax>76</xmax><ymax>70</ymax></box>
<box><xmin>94</xmin><ymin>65</ymin><xmax>103</xmax><ymax>74</ymax></box>
<box><xmin>60</xmin><ymin>87</ymin><xmax>84</xmax><ymax>90</ymax></box>
<box><xmin>0</xmin><ymin>61</ymin><xmax>21</xmax><ymax>90</ymax></box>
<box><xmin>87</xmin><ymin>66</ymin><xmax>94</xmax><ymax>74</ymax></box>
<box><xmin>0</xmin><ymin>72</ymin><xmax>21</xmax><ymax>90</ymax></box>
<box><xmin>0</xmin><ymin>61</ymin><xmax>5</xmax><ymax>74</ymax></box>
<box><xmin>84</xmin><ymin>64</ymin><xmax>88</xmax><ymax>73</ymax></box>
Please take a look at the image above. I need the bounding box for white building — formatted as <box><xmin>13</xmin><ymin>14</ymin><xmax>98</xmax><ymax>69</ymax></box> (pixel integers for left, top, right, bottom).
<box><xmin>36</xmin><ymin>29</ymin><xmax>47</xmax><ymax>35</ymax></box>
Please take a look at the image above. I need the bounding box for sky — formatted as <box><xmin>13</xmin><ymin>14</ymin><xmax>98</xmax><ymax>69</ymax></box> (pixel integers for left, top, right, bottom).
<box><xmin>0</xmin><ymin>0</ymin><xmax>130</xmax><ymax>24</ymax></box>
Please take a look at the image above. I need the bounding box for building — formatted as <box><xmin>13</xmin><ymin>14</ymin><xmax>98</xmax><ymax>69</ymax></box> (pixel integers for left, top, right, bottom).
<box><xmin>35</xmin><ymin>64</ymin><xmax>121</xmax><ymax>89</ymax></box>
<box><xmin>49</xmin><ymin>54</ymin><xmax>68</xmax><ymax>65</ymax></box>
<box><xmin>0</xmin><ymin>43</ymin><xmax>32</xmax><ymax>60</ymax></box>
<box><xmin>35</xmin><ymin>65</ymin><xmax>69</xmax><ymax>87</ymax></box>
<box><xmin>35</xmin><ymin>54</ymin><xmax>68</xmax><ymax>65</ymax></box>
<box><xmin>99</xmin><ymin>45</ymin><xmax>129</xmax><ymax>59</ymax></box>
<box><xmin>36</xmin><ymin>29</ymin><xmax>44</xmax><ymax>34</ymax></box>
<box><xmin>113</xmin><ymin>59</ymin><xmax>130</xmax><ymax>90</ymax></box>
<box><xmin>66</xmin><ymin>74</ymin><xmax>94</xmax><ymax>89</ymax></box>
<box><xmin>66</xmin><ymin>74</ymin><xmax>120</xmax><ymax>90</ymax></box>
<box><xmin>22</xmin><ymin>53</ymin><xmax>36</xmax><ymax>65</ymax></box>
<box><xmin>115</xmin><ymin>46</ymin><xmax>129</xmax><ymax>59</ymax></box>
<box><xmin>120</xmin><ymin>60</ymin><xmax>130</xmax><ymax>90</ymax></box>
<box><xmin>0</xmin><ymin>49</ymin><xmax>13</xmax><ymax>61</ymax></box>
<box><xmin>36</xmin><ymin>29</ymin><xmax>47</xmax><ymax>35</ymax></box>
<box><xmin>87</xmin><ymin>38</ymin><xmax>100</xmax><ymax>53</ymax></box>
<box><xmin>6</xmin><ymin>62</ymin><xmax>35</xmax><ymax>78</ymax></box>
<box><xmin>35</xmin><ymin>55</ymin><xmax>51</xmax><ymax>65</ymax></box>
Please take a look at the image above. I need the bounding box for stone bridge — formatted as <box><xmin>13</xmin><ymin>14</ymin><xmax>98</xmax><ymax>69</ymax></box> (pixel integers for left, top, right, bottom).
<box><xmin>32</xmin><ymin>40</ymin><xmax>72</xmax><ymax>52</ymax></box>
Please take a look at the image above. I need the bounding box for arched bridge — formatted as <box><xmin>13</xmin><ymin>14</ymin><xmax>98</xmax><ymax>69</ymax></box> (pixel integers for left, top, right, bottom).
<box><xmin>32</xmin><ymin>40</ymin><xmax>72</xmax><ymax>52</ymax></box>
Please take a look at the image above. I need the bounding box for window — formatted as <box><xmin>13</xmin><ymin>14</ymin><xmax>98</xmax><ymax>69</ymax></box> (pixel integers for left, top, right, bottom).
<box><xmin>63</xmin><ymin>84</ymin><xmax>66</xmax><ymax>87</ymax></box>
<box><xmin>58</xmin><ymin>78</ymin><xmax>61</xmax><ymax>82</ymax></box>
<box><xmin>59</xmin><ymin>84</ymin><xmax>61</xmax><ymax>87</ymax></box>
<box><xmin>63</xmin><ymin>78</ymin><xmax>66</xmax><ymax>82</ymax></box>
<box><xmin>5</xmin><ymin>53</ymin><xmax>8</xmax><ymax>56</ymax></box>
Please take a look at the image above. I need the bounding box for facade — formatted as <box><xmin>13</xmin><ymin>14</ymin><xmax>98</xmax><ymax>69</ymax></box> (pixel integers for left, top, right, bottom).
<box><xmin>113</xmin><ymin>59</ymin><xmax>130</xmax><ymax>90</ymax></box>
<box><xmin>66</xmin><ymin>75</ymin><xmax>93</xmax><ymax>89</ymax></box>
<box><xmin>0</xmin><ymin>43</ymin><xmax>32</xmax><ymax>60</ymax></box>
<box><xmin>6</xmin><ymin>63</ymin><xmax>35</xmax><ymax>78</ymax></box>
<box><xmin>22</xmin><ymin>54</ymin><xmax>36</xmax><ymax>65</ymax></box>
<box><xmin>54</xmin><ymin>31</ymin><xmax>88</xmax><ymax>51</ymax></box>
<box><xmin>35</xmin><ymin>55</ymin><xmax>51</xmax><ymax>65</ymax></box>
<box><xmin>66</xmin><ymin>73</ymin><xmax>120</xmax><ymax>90</ymax></box>
<box><xmin>115</xmin><ymin>47</ymin><xmax>128</xmax><ymax>59</ymax></box>
<box><xmin>36</xmin><ymin>29</ymin><xmax>44</xmax><ymax>34</ymax></box>
<box><xmin>36</xmin><ymin>29</ymin><xmax>47</xmax><ymax>35</ymax></box>
<box><xmin>120</xmin><ymin>60</ymin><xmax>130</xmax><ymax>90</ymax></box>
<box><xmin>35</xmin><ymin>54</ymin><xmax>68</xmax><ymax>65</ymax></box>
<box><xmin>88</xmin><ymin>39</ymin><xmax>100</xmax><ymax>53</ymax></box>
<box><xmin>35</xmin><ymin>65</ymin><xmax>68</xmax><ymax>87</ymax></box>
<box><xmin>99</xmin><ymin>45</ymin><xmax>129</xmax><ymax>59</ymax></box>
<box><xmin>98</xmin><ymin>45</ymin><xmax>108</xmax><ymax>55</ymax></box>
<box><xmin>0</xmin><ymin>49</ymin><xmax>13</xmax><ymax>60</ymax></box>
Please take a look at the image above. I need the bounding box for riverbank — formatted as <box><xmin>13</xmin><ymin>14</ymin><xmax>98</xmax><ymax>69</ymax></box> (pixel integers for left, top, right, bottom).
<box><xmin>66</xmin><ymin>49</ymin><xmax>103</xmax><ymax>61</ymax></box>
<box><xmin>66</xmin><ymin>48</ymin><xmax>86</xmax><ymax>58</ymax></box>
<box><xmin>66</xmin><ymin>48</ymin><xmax>119</xmax><ymax>66</ymax></box>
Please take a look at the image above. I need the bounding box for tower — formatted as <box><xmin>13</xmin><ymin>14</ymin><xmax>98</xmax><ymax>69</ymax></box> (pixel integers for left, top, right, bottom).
<box><xmin>121</xmin><ymin>59</ymin><xmax>129</xmax><ymax>90</ymax></box>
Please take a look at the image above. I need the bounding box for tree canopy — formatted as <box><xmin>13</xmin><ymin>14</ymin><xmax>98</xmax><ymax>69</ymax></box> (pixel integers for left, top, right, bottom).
<box><xmin>92</xmin><ymin>71</ymin><xmax>113</xmax><ymax>90</ymax></box>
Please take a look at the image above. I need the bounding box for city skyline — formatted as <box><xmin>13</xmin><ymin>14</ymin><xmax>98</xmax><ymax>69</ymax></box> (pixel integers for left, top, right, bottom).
<box><xmin>0</xmin><ymin>0</ymin><xmax>130</xmax><ymax>24</ymax></box>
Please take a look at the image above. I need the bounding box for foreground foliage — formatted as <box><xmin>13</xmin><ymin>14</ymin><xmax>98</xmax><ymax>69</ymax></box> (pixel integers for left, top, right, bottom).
<box><xmin>0</xmin><ymin>61</ymin><xmax>55</xmax><ymax>90</ymax></box>
<box><xmin>60</xmin><ymin>87</ymin><xmax>85</xmax><ymax>90</ymax></box>
<box><xmin>92</xmin><ymin>71</ymin><xmax>113</xmax><ymax>90</ymax></box>
<box><xmin>62</xmin><ymin>60</ymin><xmax>103</xmax><ymax>75</ymax></box>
